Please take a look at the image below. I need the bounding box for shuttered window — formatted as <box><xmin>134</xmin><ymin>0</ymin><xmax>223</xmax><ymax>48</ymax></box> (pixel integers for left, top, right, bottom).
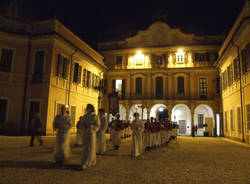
<box><xmin>233</xmin><ymin>57</ymin><xmax>240</xmax><ymax>81</ymax></box>
<box><xmin>224</xmin><ymin>111</ymin><xmax>228</xmax><ymax>131</ymax></box>
<box><xmin>0</xmin><ymin>48</ymin><xmax>13</xmax><ymax>72</ymax></box>
<box><xmin>199</xmin><ymin>78</ymin><xmax>207</xmax><ymax>98</ymax></box>
<box><xmin>177</xmin><ymin>76</ymin><xmax>184</xmax><ymax>94</ymax></box>
<box><xmin>73</xmin><ymin>63</ymin><xmax>82</xmax><ymax>83</ymax></box>
<box><xmin>230</xmin><ymin>109</ymin><xmax>234</xmax><ymax>131</ymax></box>
<box><xmin>135</xmin><ymin>77</ymin><xmax>142</xmax><ymax>94</ymax></box>
<box><xmin>34</xmin><ymin>51</ymin><xmax>44</xmax><ymax>75</ymax></box>
<box><xmin>86</xmin><ymin>70</ymin><xmax>91</xmax><ymax>88</ymax></box>
<box><xmin>83</xmin><ymin>69</ymin><xmax>87</xmax><ymax>87</ymax></box>
<box><xmin>198</xmin><ymin>114</ymin><xmax>204</xmax><ymax>128</ymax></box>
<box><xmin>56</xmin><ymin>54</ymin><xmax>68</xmax><ymax>79</ymax></box>
<box><xmin>237</xmin><ymin>107</ymin><xmax>242</xmax><ymax>131</ymax></box>
<box><xmin>246</xmin><ymin>104</ymin><xmax>250</xmax><ymax>130</ymax></box>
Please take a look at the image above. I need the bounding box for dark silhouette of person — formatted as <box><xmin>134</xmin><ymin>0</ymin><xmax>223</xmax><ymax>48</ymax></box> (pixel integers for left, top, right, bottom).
<box><xmin>30</xmin><ymin>112</ymin><xmax>43</xmax><ymax>146</ymax></box>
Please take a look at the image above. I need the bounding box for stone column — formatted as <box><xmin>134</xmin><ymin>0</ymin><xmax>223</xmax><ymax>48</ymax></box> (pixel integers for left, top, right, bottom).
<box><xmin>190</xmin><ymin>103</ymin><xmax>195</xmax><ymax>136</ymax></box>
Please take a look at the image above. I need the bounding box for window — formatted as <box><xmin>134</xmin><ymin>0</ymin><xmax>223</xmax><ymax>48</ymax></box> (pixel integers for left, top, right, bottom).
<box><xmin>224</xmin><ymin>111</ymin><xmax>228</xmax><ymax>131</ymax></box>
<box><xmin>83</xmin><ymin>69</ymin><xmax>87</xmax><ymax>87</ymax></box>
<box><xmin>56</xmin><ymin>54</ymin><xmax>68</xmax><ymax>79</ymax></box>
<box><xmin>247</xmin><ymin>104</ymin><xmax>250</xmax><ymax>130</ymax></box>
<box><xmin>241</xmin><ymin>43</ymin><xmax>250</xmax><ymax>74</ymax></box>
<box><xmin>237</xmin><ymin>107</ymin><xmax>242</xmax><ymax>131</ymax></box>
<box><xmin>56</xmin><ymin>103</ymin><xmax>64</xmax><ymax>115</ymax></box>
<box><xmin>176</xmin><ymin>51</ymin><xmax>184</xmax><ymax>63</ymax></box>
<box><xmin>0</xmin><ymin>99</ymin><xmax>7</xmax><ymax>124</ymax></box>
<box><xmin>152</xmin><ymin>54</ymin><xmax>165</xmax><ymax>66</ymax></box>
<box><xmin>155</xmin><ymin>77</ymin><xmax>163</xmax><ymax>99</ymax></box>
<box><xmin>34</xmin><ymin>51</ymin><xmax>44</xmax><ymax>74</ymax></box>
<box><xmin>92</xmin><ymin>74</ymin><xmax>96</xmax><ymax>89</ymax></box>
<box><xmin>73</xmin><ymin>63</ymin><xmax>82</xmax><ymax>83</ymax></box>
<box><xmin>233</xmin><ymin>57</ymin><xmax>240</xmax><ymax>81</ymax></box>
<box><xmin>198</xmin><ymin>114</ymin><xmax>204</xmax><ymax>128</ymax></box>
<box><xmin>223</xmin><ymin>71</ymin><xmax>227</xmax><ymax>90</ymax></box>
<box><xmin>195</xmin><ymin>53</ymin><xmax>210</xmax><ymax>61</ymax></box>
<box><xmin>199</xmin><ymin>78</ymin><xmax>207</xmax><ymax>99</ymax></box>
<box><xmin>32</xmin><ymin>51</ymin><xmax>45</xmax><ymax>83</ymax></box>
<box><xmin>0</xmin><ymin>48</ymin><xmax>13</xmax><ymax>72</ymax></box>
<box><xmin>177</xmin><ymin>76</ymin><xmax>184</xmax><ymax>94</ymax></box>
<box><xmin>115</xmin><ymin>80</ymin><xmax>122</xmax><ymax>93</ymax></box>
<box><xmin>227</xmin><ymin>64</ymin><xmax>233</xmax><ymax>86</ymax></box>
<box><xmin>135</xmin><ymin>77</ymin><xmax>142</xmax><ymax>94</ymax></box>
<box><xmin>230</xmin><ymin>109</ymin><xmax>234</xmax><ymax>131</ymax></box>
<box><xmin>86</xmin><ymin>70</ymin><xmax>91</xmax><ymax>88</ymax></box>
<box><xmin>116</xmin><ymin>56</ymin><xmax>123</xmax><ymax>65</ymax></box>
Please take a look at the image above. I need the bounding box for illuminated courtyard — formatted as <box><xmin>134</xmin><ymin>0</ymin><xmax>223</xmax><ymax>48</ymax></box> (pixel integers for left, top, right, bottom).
<box><xmin>0</xmin><ymin>136</ymin><xmax>249</xmax><ymax>184</ymax></box>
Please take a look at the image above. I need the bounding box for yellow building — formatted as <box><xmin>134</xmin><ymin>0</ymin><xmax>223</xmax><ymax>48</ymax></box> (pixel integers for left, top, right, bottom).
<box><xmin>0</xmin><ymin>15</ymin><xmax>107</xmax><ymax>135</ymax></box>
<box><xmin>216</xmin><ymin>0</ymin><xmax>250</xmax><ymax>144</ymax></box>
<box><xmin>98</xmin><ymin>21</ymin><xmax>224</xmax><ymax>136</ymax></box>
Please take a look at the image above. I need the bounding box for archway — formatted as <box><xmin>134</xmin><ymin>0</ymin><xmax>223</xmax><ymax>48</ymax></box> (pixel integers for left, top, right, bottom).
<box><xmin>194</xmin><ymin>104</ymin><xmax>215</xmax><ymax>136</ymax></box>
<box><xmin>129</xmin><ymin>104</ymin><xmax>147</xmax><ymax>121</ymax></box>
<box><xmin>150</xmin><ymin>104</ymin><xmax>167</xmax><ymax>120</ymax></box>
<box><xmin>171</xmin><ymin>104</ymin><xmax>191</xmax><ymax>136</ymax></box>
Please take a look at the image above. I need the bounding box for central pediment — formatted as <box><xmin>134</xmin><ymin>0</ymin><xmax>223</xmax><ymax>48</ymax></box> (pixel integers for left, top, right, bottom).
<box><xmin>125</xmin><ymin>21</ymin><xmax>195</xmax><ymax>47</ymax></box>
<box><xmin>98</xmin><ymin>21</ymin><xmax>224</xmax><ymax>50</ymax></box>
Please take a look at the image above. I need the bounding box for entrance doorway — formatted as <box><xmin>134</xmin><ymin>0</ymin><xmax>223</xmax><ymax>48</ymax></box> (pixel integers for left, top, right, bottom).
<box><xmin>178</xmin><ymin>120</ymin><xmax>186</xmax><ymax>134</ymax></box>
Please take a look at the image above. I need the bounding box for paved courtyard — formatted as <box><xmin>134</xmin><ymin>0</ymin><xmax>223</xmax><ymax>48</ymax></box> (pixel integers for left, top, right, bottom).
<box><xmin>0</xmin><ymin>135</ymin><xmax>249</xmax><ymax>184</ymax></box>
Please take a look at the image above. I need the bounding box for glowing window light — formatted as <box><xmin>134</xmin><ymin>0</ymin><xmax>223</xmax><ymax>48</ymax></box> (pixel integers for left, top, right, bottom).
<box><xmin>176</xmin><ymin>49</ymin><xmax>185</xmax><ymax>63</ymax></box>
<box><xmin>127</xmin><ymin>50</ymin><xmax>150</xmax><ymax>69</ymax></box>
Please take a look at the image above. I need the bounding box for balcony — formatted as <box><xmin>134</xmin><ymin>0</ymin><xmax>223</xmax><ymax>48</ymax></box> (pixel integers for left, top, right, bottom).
<box><xmin>120</xmin><ymin>92</ymin><xmax>216</xmax><ymax>100</ymax></box>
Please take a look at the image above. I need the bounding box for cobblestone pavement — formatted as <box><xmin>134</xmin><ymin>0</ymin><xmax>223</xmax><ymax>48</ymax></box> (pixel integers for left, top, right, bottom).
<box><xmin>0</xmin><ymin>135</ymin><xmax>249</xmax><ymax>184</ymax></box>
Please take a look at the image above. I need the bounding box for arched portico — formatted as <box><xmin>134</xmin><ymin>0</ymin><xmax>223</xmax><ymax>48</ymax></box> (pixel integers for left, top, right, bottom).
<box><xmin>171</xmin><ymin>104</ymin><xmax>192</xmax><ymax>136</ymax></box>
<box><xmin>150</xmin><ymin>104</ymin><xmax>167</xmax><ymax>120</ymax></box>
<box><xmin>194</xmin><ymin>104</ymin><xmax>215</xmax><ymax>136</ymax></box>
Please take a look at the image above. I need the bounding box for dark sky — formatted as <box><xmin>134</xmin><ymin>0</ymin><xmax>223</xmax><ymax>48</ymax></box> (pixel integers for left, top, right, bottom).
<box><xmin>0</xmin><ymin>0</ymin><xmax>246</xmax><ymax>48</ymax></box>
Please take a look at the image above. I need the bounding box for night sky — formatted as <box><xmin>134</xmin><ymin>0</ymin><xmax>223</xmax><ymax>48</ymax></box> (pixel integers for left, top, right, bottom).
<box><xmin>0</xmin><ymin>0</ymin><xmax>246</xmax><ymax>48</ymax></box>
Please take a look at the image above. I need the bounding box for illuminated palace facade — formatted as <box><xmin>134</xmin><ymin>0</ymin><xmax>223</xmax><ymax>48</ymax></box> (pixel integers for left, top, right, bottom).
<box><xmin>0</xmin><ymin>15</ymin><xmax>106</xmax><ymax>135</ymax></box>
<box><xmin>217</xmin><ymin>0</ymin><xmax>250</xmax><ymax>144</ymax></box>
<box><xmin>98</xmin><ymin>21</ymin><xmax>224</xmax><ymax>136</ymax></box>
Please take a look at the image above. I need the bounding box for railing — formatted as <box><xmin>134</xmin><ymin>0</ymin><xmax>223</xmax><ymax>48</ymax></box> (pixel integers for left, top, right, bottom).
<box><xmin>120</xmin><ymin>92</ymin><xmax>216</xmax><ymax>100</ymax></box>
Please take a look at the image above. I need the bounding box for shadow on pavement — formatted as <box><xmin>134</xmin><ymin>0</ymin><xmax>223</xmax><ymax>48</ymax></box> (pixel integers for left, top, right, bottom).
<box><xmin>0</xmin><ymin>160</ymin><xmax>79</xmax><ymax>170</ymax></box>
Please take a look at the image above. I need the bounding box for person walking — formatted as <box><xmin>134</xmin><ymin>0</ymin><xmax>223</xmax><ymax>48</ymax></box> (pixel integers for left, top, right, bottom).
<box><xmin>96</xmin><ymin>108</ymin><xmax>108</xmax><ymax>155</ymax></box>
<box><xmin>110</xmin><ymin>114</ymin><xmax>123</xmax><ymax>150</ymax></box>
<box><xmin>53</xmin><ymin>105</ymin><xmax>72</xmax><ymax>166</ymax></box>
<box><xmin>29</xmin><ymin>112</ymin><xmax>43</xmax><ymax>147</ymax></box>
<box><xmin>131</xmin><ymin>112</ymin><xmax>144</xmax><ymax>158</ymax></box>
<box><xmin>77</xmin><ymin>104</ymin><xmax>100</xmax><ymax>170</ymax></box>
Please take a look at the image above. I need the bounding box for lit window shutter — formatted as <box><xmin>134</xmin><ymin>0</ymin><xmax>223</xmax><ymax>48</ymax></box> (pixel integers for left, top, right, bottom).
<box><xmin>78</xmin><ymin>65</ymin><xmax>82</xmax><ymax>83</ymax></box>
<box><xmin>56</xmin><ymin>54</ymin><xmax>62</xmax><ymax>76</ymax></box>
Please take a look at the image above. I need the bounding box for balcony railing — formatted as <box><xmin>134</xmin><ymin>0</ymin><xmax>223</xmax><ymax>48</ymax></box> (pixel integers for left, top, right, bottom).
<box><xmin>120</xmin><ymin>92</ymin><xmax>216</xmax><ymax>100</ymax></box>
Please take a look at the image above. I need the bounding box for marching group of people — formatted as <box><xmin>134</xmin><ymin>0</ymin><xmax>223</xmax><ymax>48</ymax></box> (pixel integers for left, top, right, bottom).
<box><xmin>29</xmin><ymin>103</ymin><xmax>178</xmax><ymax>171</ymax></box>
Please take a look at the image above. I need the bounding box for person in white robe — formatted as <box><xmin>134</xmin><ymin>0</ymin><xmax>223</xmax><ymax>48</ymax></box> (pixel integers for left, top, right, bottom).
<box><xmin>53</xmin><ymin>105</ymin><xmax>72</xmax><ymax>166</ymax></box>
<box><xmin>131</xmin><ymin>112</ymin><xmax>144</xmax><ymax>158</ymax></box>
<box><xmin>110</xmin><ymin>114</ymin><xmax>123</xmax><ymax>150</ymax></box>
<box><xmin>78</xmin><ymin>104</ymin><xmax>100</xmax><ymax>170</ymax></box>
<box><xmin>96</xmin><ymin>108</ymin><xmax>108</xmax><ymax>154</ymax></box>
